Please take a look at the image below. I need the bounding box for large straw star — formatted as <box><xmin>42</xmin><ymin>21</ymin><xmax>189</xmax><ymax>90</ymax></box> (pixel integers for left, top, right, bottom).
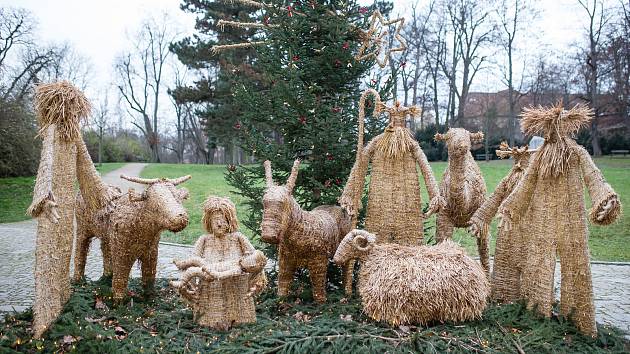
<box><xmin>355</xmin><ymin>10</ymin><xmax>407</xmax><ymax>68</ymax></box>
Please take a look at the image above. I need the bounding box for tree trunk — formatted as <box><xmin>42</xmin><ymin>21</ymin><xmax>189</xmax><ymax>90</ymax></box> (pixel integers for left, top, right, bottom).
<box><xmin>98</xmin><ymin>126</ymin><xmax>103</xmax><ymax>167</ymax></box>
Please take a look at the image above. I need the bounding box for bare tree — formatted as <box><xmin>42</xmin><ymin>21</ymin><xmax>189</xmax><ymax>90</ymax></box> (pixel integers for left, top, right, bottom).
<box><xmin>578</xmin><ymin>0</ymin><xmax>611</xmax><ymax>156</ymax></box>
<box><xmin>0</xmin><ymin>8</ymin><xmax>35</xmax><ymax>71</ymax></box>
<box><xmin>116</xmin><ymin>16</ymin><xmax>174</xmax><ymax>163</ymax></box>
<box><xmin>92</xmin><ymin>90</ymin><xmax>110</xmax><ymax>166</ymax></box>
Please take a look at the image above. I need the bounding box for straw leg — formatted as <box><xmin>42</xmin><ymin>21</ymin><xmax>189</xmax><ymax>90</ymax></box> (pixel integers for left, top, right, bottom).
<box><xmin>436</xmin><ymin>211</ymin><xmax>454</xmax><ymax>242</ymax></box>
<box><xmin>141</xmin><ymin>250</ymin><xmax>158</xmax><ymax>297</ymax></box>
<box><xmin>521</xmin><ymin>234</ymin><xmax>556</xmax><ymax>318</ymax></box>
<box><xmin>101</xmin><ymin>237</ymin><xmax>113</xmax><ymax>278</ymax></box>
<box><xmin>72</xmin><ymin>225</ymin><xmax>91</xmax><ymax>282</ymax></box>
<box><xmin>477</xmin><ymin>229</ymin><xmax>490</xmax><ymax>276</ymax></box>
<box><xmin>308</xmin><ymin>256</ymin><xmax>328</xmax><ymax>303</ymax></box>
<box><xmin>112</xmin><ymin>255</ymin><xmax>134</xmax><ymax>302</ymax></box>
<box><xmin>558</xmin><ymin>236</ymin><xmax>597</xmax><ymax>337</ymax></box>
<box><xmin>277</xmin><ymin>251</ymin><xmax>296</xmax><ymax>297</ymax></box>
<box><xmin>343</xmin><ymin>260</ymin><xmax>355</xmax><ymax>296</ymax></box>
<box><xmin>491</xmin><ymin>230</ymin><xmax>521</xmax><ymax>302</ymax></box>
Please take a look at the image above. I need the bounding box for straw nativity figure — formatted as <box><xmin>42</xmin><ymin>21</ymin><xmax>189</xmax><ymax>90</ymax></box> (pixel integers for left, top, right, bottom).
<box><xmin>27</xmin><ymin>81</ymin><xmax>116</xmax><ymax>338</ymax></box>
<box><xmin>172</xmin><ymin>196</ymin><xmax>267</xmax><ymax>329</ymax></box>
<box><xmin>469</xmin><ymin>142</ymin><xmax>535</xmax><ymax>302</ymax></box>
<box><xmin>500</xmin><ymin>103</ymin><xmax>621</xmax><ymax>337</ymax></box>
<box><xmin>339</xmin><ymin>89</ymin><xmax>443</xmax><ymax>246</ymax></box>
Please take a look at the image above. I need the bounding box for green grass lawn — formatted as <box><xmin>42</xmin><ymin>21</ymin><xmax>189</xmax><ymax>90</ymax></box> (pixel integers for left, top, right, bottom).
<box><xmin>143</xmin><ymin>157</ymin><xmax>630</xmax><ymax>261</ymax></box>
<box><xmin>0</xmin><ymin>163</ymin><xmax>126</xmax><ymax>223</ymax></box>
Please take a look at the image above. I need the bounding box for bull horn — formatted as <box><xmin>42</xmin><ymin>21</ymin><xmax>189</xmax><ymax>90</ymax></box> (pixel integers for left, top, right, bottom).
<box><xmin>168</xmin><ymin>175</ymin><xmax>192</xmax><ymax>186</ymax></box>
<box><xmin>120</xmin><ymin>175</ymin><xmax>160</xmax><ymax>185</ymax></box>
<box><xmin>285</xmin><ymin>159</ymin><xmax>301</xmax><ymax>194</ymax></box>
<box><xmin>352</xmin><ymin>232</ymin><xmax>374</xmax><ymax>252</ymax></box>
<box><xmin>263</xmin><ymin>160</ymin><xmax>274</xmax><ymax>187</ymax></box>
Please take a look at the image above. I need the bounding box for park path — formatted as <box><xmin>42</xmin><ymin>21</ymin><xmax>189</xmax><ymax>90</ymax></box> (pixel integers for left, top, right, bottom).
<box><xmin>0</xmin><ymin>163</ymin><xmax>192</xmax><ymax>315</ymax></box>
<box><xmin>0</xmin><ymin>164</ymin><xmax>628</xmax><ymax>337</ymax></box>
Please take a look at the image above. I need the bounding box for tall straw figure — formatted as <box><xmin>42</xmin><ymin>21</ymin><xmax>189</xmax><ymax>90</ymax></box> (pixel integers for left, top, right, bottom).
<box><xmin>28</xmin><ymin>81</ymin><xmax>114</xmax><ymax>338</ymax></box>
<box><xmin>339</xmin><ymin>89</ymin><xmax>443</xmax><ymax>246</ymax></box>
<box><xmin>500</xmin><ymin>103</ymin><xmax>621</xmax><ymax>337</ymax></box>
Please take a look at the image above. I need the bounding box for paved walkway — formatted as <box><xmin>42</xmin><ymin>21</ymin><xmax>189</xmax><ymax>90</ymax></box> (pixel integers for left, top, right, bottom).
<box><xmin>0</xmin><ymin>164</ymin><xmax>628</xmax><ymax>337</ymax></box>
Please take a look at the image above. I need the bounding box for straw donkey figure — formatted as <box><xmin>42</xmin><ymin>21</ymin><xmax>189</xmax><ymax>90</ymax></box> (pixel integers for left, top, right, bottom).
<box><xmin>171</xmin><ymin>196</ymin><xmax>267</xmax><ymax>329</ymax></box>
<box><xmin>27</xmin><ymin>81</ymin><xmax>116</xmax><ymax>338</ymax></box>
<box><xmin>469</xmin><ymin>142</ymin><xmax>535</xmax><ymax>302</ymax></box>
<box><xmin>261</xmin><ymin>160</ymin><xmax>353</xmax><ymax>302</ymax></box>
<box><xmin>500</xmin><ymin>103</ymin><xmax>621</xmax><ymax>337</ymax></box>
<box><xmin>434</xmin><ymin>128</ymin><xmax>489</xmax><ymax>274</ymax></box>
<box><xmin>73</xmin><ymin>174</ymin><xmax>191</xmax><ymax>301</ymax></box>
<box><xmin>333</xmin><ymin>230</ymin><xmax>489</xmax><ymax>326</ymax></box>
<box><xmin>340</xmin><ymin>89</ymin><xmax>443</xmax><ymax>246</ymax></box>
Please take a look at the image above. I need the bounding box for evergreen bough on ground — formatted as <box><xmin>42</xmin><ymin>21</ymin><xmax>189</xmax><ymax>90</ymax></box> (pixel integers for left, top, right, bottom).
<box><xmin>1</xmin><ymin>278</ymin><xmax>628</xmax><ymax>353</ymax></box>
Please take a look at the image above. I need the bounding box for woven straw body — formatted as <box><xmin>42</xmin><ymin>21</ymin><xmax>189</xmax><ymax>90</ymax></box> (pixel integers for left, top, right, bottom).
<box><xmin>261</xmin><ymin>160</ymin><xmax>353</xmax><ymax>302</ymax></box>
<box><xmin>340</xmin><ymin>98</ymin><xmax>441</xmax><ymax>246</ymax></box>
<box><xmin>333</xmin><ymin>230</ymin><xmax>489</xmax><ymax>326</ymax></box>
<box><xmin>434</xmin><ymin>128</ymin><xmax>489</xmax><ymax>274</ymax></box>
<box><xmin>501</xmin><ymin>104</ymin><xmax>621</xmax><ymax>337</ymax></box>
<box><xmin>172</xmin><ymin>196</ymin><xmax>267</xmax><ymax>329</ymax></box>
<box><xmin>469</xmin><ymin>144</ymin><xmax>533</xmax><ymax>302</ymax></box>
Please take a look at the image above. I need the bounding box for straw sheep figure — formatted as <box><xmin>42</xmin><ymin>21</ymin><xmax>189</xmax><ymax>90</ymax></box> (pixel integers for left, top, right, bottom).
<box><xmin>261</xmin><ymin>159</ymin><xmax>353</xmax><ymax>302</ymax></box>
<box><xmin>339</xmin><ymin>89</ymin><xmax>443</xmax><ymax>246</ymax></box>
<box><xmin>500</xmin><ymin>103</ymin><xmax>621</xmax><ymax>337</ymax></box>
<box><xmin>73</xmin><ymin>174</ymin><xmax>191</xmax><ymax>301</ymax></box>
<box><xmin>434</xmin><ymin>128</ymin><xmax>490</xmax><ymax>274</ymax></box>
<box><xmin>27</xmin><ymin>81</ymin><xmax>116</xmax><ymax>338</ymax></box>
<box><xmin>333</xmin><ymin>230</ymin><xmax>489</xmax><ymax>326</ymax></box>
<box><xmin>469</xmin><ymin>142</ymin><xmax>535</xmax><ymax>303</ymax></box>
<box><xmin>171</xmin><ymin>196</ymin><xmax>267</xmax><ymax>329</ymax></box>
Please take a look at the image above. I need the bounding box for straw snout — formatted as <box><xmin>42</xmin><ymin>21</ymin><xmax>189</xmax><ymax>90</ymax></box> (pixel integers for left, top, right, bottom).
<box><xmin>148</xmin><ymin>184</ymin><xmax>189</xmax><ymax>232</ymax></box>
<box><xmin>260</xmin><ymin>190</ymin><xmax>290</xmax><ymax>244</ymax></box>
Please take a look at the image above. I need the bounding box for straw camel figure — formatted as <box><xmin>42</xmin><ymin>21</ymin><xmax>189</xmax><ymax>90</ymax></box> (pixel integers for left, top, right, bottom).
<box><xmin>339</xmin><ymin>89</ymin><xmax>443</xmax><ymax>246</ymax></box>
<box><xmin>27</xmin><ymin>81</ymin><xmax>116</xmax><ymax>338</ymax></box>
<box><xmin>469</xmin><ymin>142</ymin><xmax>535</xmax><ymax>302</ymax></box>
<box><xmin>171</xmin><ymin>196</ymin><xmax>267</xmax><ymax>329</ymax></box>
<box><xmin>333</xmin><ymin>230</ymin><xmax>489</xmax><ymax>326</ymax></box>
<box><xmin>261</xmin><ymin>159</ymin><xmax>353</xmax><ymax>302</ymax></box>
<box><xmin>434</xmin><ymin>128</ymin><xmax>489</xmax><ymax>274</ymax></box>
<box><xmin>500</xmin><ymin>103</ymin><xmax>621</xmax><ymax>337</ymax></box>
<box><xmin>74</xmin><ymin>175</ymin><xmax>191</xmax><ymax>301</ymax></box>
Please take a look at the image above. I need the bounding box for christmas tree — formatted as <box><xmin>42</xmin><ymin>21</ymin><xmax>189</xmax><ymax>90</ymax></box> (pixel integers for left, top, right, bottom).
<box><xmin>222</xmin><ymin>0</ymin><xmax>396</xmax><ymax>240</ymax></box>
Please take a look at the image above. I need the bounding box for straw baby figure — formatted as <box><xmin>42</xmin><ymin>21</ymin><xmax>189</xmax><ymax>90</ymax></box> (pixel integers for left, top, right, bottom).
<box><xmin>500</xmin><ymin>103</ymin><xmax>621</xmax><ymax>337</ymax></box>
<box><xmin>172</xmin><ymin>196</ymin><xmax>267</xmax><ymax>329</ymax></box>
<box><xmin>434</xmin><ymin>128</ymin><xmax>490</xmax><ymax>274</ymax></box>
<box><xmin>468</xmin><ymin>142</ymin><xmax>535</xmax><ymax>302</ymax></box>
<box><xmin>339</xmin><ymin>89</ymin><xmax>443</xmax><ymax>246</ymax></box>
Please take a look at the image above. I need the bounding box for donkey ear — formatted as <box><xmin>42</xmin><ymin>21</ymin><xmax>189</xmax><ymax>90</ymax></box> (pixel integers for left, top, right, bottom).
<box><xmin>263</xmin><ymin>160</ymin><xmax>274</xmax><ymax>187</ymax></box>
<box><xmin>470</xmin><ymin>131</ymin><xmax>484</xmax><ymax>143</ymax></box>
<box><xmin>286</xmin><ymin>159</ymin><xmax>301</xmax><ymax>194</ymax></box>
<box><xmin>434</xmin><ymin>133</ymin><xmax>447</xmax><ymax>142</ymax></box>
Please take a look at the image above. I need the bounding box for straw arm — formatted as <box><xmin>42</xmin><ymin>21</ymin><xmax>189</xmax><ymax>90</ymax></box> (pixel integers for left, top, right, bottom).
<box><xmin>192</xmin><ymin>235</ymin><xmax>207</xmax><ymax>258</ymax></box>
<box><xmin>499</xmin><ymin>163</ymin><xmax>538</xmax><ymax>225</ymax></box>
<box><xmin>472</xmin><ymin>177</ymin><xmax>510</xmax><ymax>226</ymax></box>
<box><xmin>578</xmin><ymin>147</ymin><xmax>621</xmax><ymax>225</ymax></box>
<box><xmin>339</xmin><ymin>147</ymin><xmax>370</xmax><ymax>218</ymax></box>
<box><xmin>27</xmin><ymin>125</ymin><xmax>58</xmax><ymax>221</ymax></box>
<box><xmin>413</xmin><ymin>144</ymin><xmax>443</xmax><ymax>213</ymax></box>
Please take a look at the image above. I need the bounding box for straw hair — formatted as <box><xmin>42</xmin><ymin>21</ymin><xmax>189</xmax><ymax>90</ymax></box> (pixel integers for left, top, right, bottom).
<box><xmin>172</xmin><ymin>197</ymin><xmax>267</xmax><ymax>328</ymax></box>
<box><xmin>261</xmin><ymin>160</ymin><xmax>353</xmax><ymax>302</ymax></box>
<box><xmin>333</xmin><ymin>230</ymin><xmax>489</xmax><ymax>326</ymax></box>
<box><xmin>73</xmin><ymin>176</ymin><xmax>191</xmax><ymax>301</ymax></box>
<box><xmin>499</xmin><ymin>104</ymin><xmax>621</xmax><ymax>337</ymax></box>
<box><xmin>34</xmin><ymin>81</ymin><xmax>91</xmax><ymax>142</ymax></box>
<box><xmin>435</xmin><ymin>128</ymin><xmax>489</xmax><ymax>274</ymax></box>
<box><xmin>202</xmin><ymin>196</ymin><xmax>239</xmax><ymax>233</ymax></box>
<box><xmin>339</xmin><ymin>94</ymin><xmax>442</xmax><ymax>246</ymax></box>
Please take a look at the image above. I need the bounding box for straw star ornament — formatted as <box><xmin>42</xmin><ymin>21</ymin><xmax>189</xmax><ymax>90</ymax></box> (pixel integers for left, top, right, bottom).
<box><xmin>355</xmin><ymin>10</ymin><xmax>407</xmax><ymax>68</ymax></box>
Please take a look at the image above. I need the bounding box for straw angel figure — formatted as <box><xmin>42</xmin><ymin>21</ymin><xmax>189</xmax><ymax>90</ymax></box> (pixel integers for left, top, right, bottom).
<box><xmin>500</xmin><ymin>103</ymin><xmax>621</xmax><ymax>337</ymax></box>
<box><xmin>172</xmin><ymin>196</ymin><xmax>267</xmax><ymax>329</ymax></box>
<box><xmin>339</xmin><ymin>89</ymin><xmax>443</xmax><ymax>246</ymax></box>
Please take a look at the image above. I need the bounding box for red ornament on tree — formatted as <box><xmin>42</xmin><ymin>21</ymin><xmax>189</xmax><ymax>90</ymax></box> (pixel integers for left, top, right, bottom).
<box><xmin>287</xmin><ymin>5</ymin><xmax>293</xmax><ymax>17</ymax></box>
<box><xmin>334</xmin><ymin>59</ymin><xmax>342</xmax><ymax>67</ymax></box>
<box><xmin>292</xmin><ymin>55</ymin><xmax>300</xmax><ymax>62</ymax></box>
<box><xmin>342</xmin><ymin>42</ymin><xmax>350</xmax><ymax>50</ymax></box>
<box><xmin>324</xmin><ymin>179</ymin><xmax>332</xmax><ymax>188</ymax></box>
<box><xmin>326</xmin><ymin>153</ymin><xmax>334</xmax><ymax>161</ymax></box>
<box><xmin>234</xmin><ymin>122</ymin><xmax>242</xmax><ymax>130</ymax></box>
<box><xmin>335</xmin><ymin>178</ymin><xmax>342</xmax><ymax>185</ymax></box>
<box><xmin>332</xmin><ymin>107</ymin><xmax>341</xmax><ymax>113</ymax></box>
<box><xmin>299</xmin><ymin>116</ymin><xmax>307</xmax><ymax>124</ymax></box>
<box><xmin>359</xmin><ymin>6</ymin><xmax>368</xmax><ymax>14</ymax></box>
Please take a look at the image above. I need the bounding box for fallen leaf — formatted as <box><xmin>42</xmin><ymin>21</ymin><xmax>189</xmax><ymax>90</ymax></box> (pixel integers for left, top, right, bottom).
<box><xmin>339</xmin><ymin>298</ymin><xmax>348</xmax><ymax>304</ymax></box>
<box><xmin>114</xmin><ymin>326</ymin><xmax>127</xmax><ymax>340</ymax></box>
<box><xmin>292</xmin><ymin>311</ymin><xmax>312</xmax><ymax>322</ymax></box>
<box><xmin>85</xmin><ymin>316</ymin><xmax>107</xmax><ymax>323</ymax></box>
<box><xmin>399</xmin><ymin>325</ymin><xmax>410</xmax><ymax>334</ymax></box>
<box><xmin>339</xmin><ymin>314</ymin><xmax>353</xmax><ymax>322</ymax></box>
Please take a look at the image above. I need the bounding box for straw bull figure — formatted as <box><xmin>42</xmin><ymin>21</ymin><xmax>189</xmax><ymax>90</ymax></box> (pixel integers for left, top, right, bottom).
<box><xmin>73</xmin><ymin>174</ymin><xmax>191</xmax><ymax>301</ymax></box>
<box><xmin>333</xmin><ymin>230</ymin><xmax>489</xmax><ymax>326</ymax></box>
<box><xmin>261</xmin><ymin>160</ymin><xmax>353</xmax><ymax>302</ymax></box>
<box><xmin>434</xmin><ymin>128</ymin><xmax>490</xmax><ymax>274</ymax></box>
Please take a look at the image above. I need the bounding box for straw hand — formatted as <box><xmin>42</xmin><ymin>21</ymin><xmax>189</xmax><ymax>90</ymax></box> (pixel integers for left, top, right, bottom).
<box><xmin>467</xmin><ymin>219</ymin><xmax>485</xmax><ymax>239</ymax></box>
<box><xmin>43</xmin><ymin>199</ymin><xmax>60</xmax><ymax>224</ymax></box>
<box><xmin>596</xmin><ymin>197</ymin><xmax>619</xmax><ymax>222</ymax></box>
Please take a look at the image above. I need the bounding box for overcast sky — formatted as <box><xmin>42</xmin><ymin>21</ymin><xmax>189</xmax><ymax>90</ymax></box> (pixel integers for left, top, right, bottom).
<box><xmin>0</xmin><ymin>0</ymin><xmax>591</xmax><ymax>129</ymax></box>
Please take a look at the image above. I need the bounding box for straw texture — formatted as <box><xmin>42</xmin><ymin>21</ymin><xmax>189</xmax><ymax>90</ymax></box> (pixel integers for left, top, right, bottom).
<box><xmin>74</xmin><ymin>175</ymin><xmax>191</xmax><ymax>301</ymax></box>
<box><xmin>339</xmin><ymin>92</ymin><xmax>442</xmax><ymax>246</ymax></box>
<box><xmin>333</xmin><ymin>230</ymin><xmax>489</xmax><ymax>326</ymax></box>
<box><xmin>469</xmin><ymin>143</ymin><xmax>534</xmax><ymax>302</ymax></box>
<box><xmin>261</xmin><ymin>160</ymin><xmax>352</xmax><ymax>302</ymax></box>
<box><xmin>500</xmin><ymin>104</ymin><xmax>621</xmax><ymax>337</ymax></box>
<box><xmin>27</xmin><ymin>81</ymin><xmax>90</xmax><ymax>338</ymax></box>
<box><xmin>434</xmin><ymin>128</ymin><xmax>489</xmax><ymax>274</ymax></box>
<box><xmin>172</xmin><ymin>196</ymin><xmax>267</xmax><ymax>328</ymax></box>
